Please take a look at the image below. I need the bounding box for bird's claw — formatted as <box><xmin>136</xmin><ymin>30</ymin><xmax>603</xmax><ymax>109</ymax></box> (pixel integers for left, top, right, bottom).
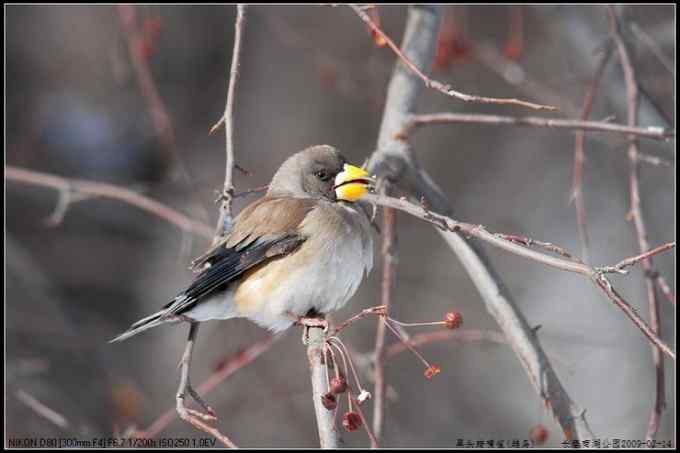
<box><xmin>293</xmin><ymin>315</ymin><xmax>329</xmax><ymax>345</ymax></box>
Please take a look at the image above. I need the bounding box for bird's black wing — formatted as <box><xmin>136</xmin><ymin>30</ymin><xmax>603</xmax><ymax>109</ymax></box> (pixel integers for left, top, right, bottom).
<box><xmin>163</xmin><ymin>234</ymin><xmax>304</xmax><ymax>315</ymax></box>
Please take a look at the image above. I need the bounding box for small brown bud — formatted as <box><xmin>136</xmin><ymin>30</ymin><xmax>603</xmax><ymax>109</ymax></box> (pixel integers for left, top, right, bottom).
<box><xmin>529</xmin><ymin>424</ymin><xmax>549</xmax><ymax>445</ymax></box>
<box><xmin>445</xmin><ymin>311</ymin><xmax>463</xmax><ymax>329</ymax></box>
<box><xmin>342</xmin><ymin>411</ymin><xmax>362</xmax><ymax>432</ymax></box>
<box><xmin>330</xmin><ymin>376</ymin><xmax>348</xmax><ymax>394</ymax></box>
<box><xmin>321</xmin><ymin>392</ymin><xmax>337</xmax><ymax>411</ymax></box>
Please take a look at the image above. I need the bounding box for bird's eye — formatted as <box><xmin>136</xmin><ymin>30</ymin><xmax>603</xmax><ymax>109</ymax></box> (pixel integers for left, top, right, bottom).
<box><xmin>315</xmin><ymin>170</ymin><xmax>330</xmax><ymax>181</ymax></box>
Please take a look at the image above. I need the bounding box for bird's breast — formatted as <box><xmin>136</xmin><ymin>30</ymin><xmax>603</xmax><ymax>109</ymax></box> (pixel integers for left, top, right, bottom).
<box><xmin>234</xmin><ymin>202</ymin><xmax>373</xmax><ymax>331</ymax></box>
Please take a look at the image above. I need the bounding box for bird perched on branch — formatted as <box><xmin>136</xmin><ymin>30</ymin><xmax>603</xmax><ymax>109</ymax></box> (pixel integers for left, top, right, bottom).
<box><xmin>110</xmin><ymin>145</ymin><xmax>375</xmax><ymax>342</ymax></box>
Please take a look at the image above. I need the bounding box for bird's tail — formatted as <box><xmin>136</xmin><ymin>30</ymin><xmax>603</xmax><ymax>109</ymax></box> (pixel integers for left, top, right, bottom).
<box><xmin>109</xmin><ymin>310</ymin><xmax>168</xmax><ymax>343</ymax></box>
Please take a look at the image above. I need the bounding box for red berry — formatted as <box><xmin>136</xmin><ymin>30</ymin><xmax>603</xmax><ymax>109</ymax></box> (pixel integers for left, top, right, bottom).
<box><xmin>424</xmin><ymin>365</ymin><xmax>441</xmax><ymax>380</ymax></box>
<box><xmin>330</xmin><ymin>376</ymin><xmax>347</xmax><ymax>395</ymax></box>
<box><xmin>445</xmin><ymin>312</ymin><xmax>463</xmax><ymax>329</ymax></box>
<box><xmin>321</xmin><ymin>392</ymin><xmax>337</xmax><ymax>411</ymax></box>
<box><xmin>342</xmin><ymin>412</ymin><xmax>362</xmax><ymax>432</ymax></box>
<box><xmin>529</xmin><ymin>424</ymin><xmax>549</xmax><ymax>445</ymax></box>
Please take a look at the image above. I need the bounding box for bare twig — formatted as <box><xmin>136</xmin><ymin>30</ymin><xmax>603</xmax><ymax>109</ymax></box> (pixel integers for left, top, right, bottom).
<box><xmin>333</xmin><ymin>306</ymin><xmax>387</xmax><ymax>337</ymax></box>
<box><xmin>213</xmin><ymin>4</ymin><xmax>247</xmax><ymax>240</ymax></box>
<box><xmin>398</xmin><ymin>112</ymin><xmax>674</xmax><ymax>142</ymax></box>
<box><xmin>174</xmin><ymin>323</ymin><xmax>237</xmax><ymax>448</ymax></box>
<box><xmin>364</xmin><ymin>192</ymin><xmax>676</xmax><ymax>361</ymax></box>
<box><xmin>349</xmin><ymin>4</ymin><xmax>557</xmax><ymax>112</ymax></box>
<box><xmin>307</xmin><ymin>327</ymin><xmax>343</xmax><ymax>448</ymax></box>
<box><xmin>364</xmin><ymin>5</ymin><xmax>594</xmax><ymax>441</ymax></box>
<box><xmin>6</xmin><ymin>166</ymin><xmax>212</xmax><ymax>239</ymax></box>
<box><xmin>349</xmin><ymin>389</ymin><xmax>380</xmax><ymax>447</ymax></box>
<box><xmin>139</xmin><ymin>335</ymin><xmax>278</xmax><ymax>439</ymax></box>
<box><xmin>473</xmin><ymin>41</ymin><xmax>578</xmax><ymax>114</ymax></box>
<box><xmin>16</xmin><ymin>389</ymin><xmax>69</xmax><ymax>430</ymax></box>
<box><xmin>629</xmin><ymin>22</ymin><xmax>674</xmax><ymax>74</ymax></box>
<box><xmin>654</xmin><ymin>274</ymin><xmax>675</xmax><ymax>306</ymax></box>
<box><xmin>571</xmin><ymin>44</ymin><xmax>613</xmax><ymax>262</ymax></box>
<box><xmin>117</xmin><ymin>5</ymin><xmax>190</xmax><ymax>183</ymax></box>
<box><xmin>495</xmin><ymin>234</ymin><xmax>576</xmax><ymax>260</ymax></box>
<box><xmin>385</xmin><ymin>329</ymin><xmax>507</xmax><ymax>359</ymax></box>
<box><xmin>635</xmin><ymin>152</ymin><xmax>672</xmax><ymax>167</ymax></box>
<box><xmin>372</xmin><ymin>192</ymin><xmax>397</xmax><ymax>446</ymax></box>
<box><xmin>608</xmin><ymin>7</ymin><xmax>667</xmax><ymax>441</ymax></box>
<box><xmin>165</xmin><ymin>7</ymin><xmax>249</xmax><ymax>444</ymax></box>
<box><xmin>233</xmin><ymin>184</ymin><xmax>268</xmax><ymax>199</ymax></box>
<box><xmin>597</xmin><ymin>242</ymin><xmax>676</xmax><ymax>275</ymax></box>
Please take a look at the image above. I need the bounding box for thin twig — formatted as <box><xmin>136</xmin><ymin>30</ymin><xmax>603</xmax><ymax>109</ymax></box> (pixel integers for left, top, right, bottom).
<box><xmin>139</xmin><ymin>335</ymin><xmax>278</xmax><ymax>439</ymax></box>
<box><xmin>654</xmin><ymin>274</ymin><xmax>675</xmax><ymax>306</ymax></box>
<box><xmin>473</xmin><ymin>41</ymin><xmax>577</xmax><ymax>114</ymax></box>
<box><xmin>117</xmin><ymin>5</ymin><xmax>190</xmax><ymax>183</ymax></box>
<box><xmin>364</xmin><ymin>192</ymin><xmax>676</xmax><ymax>361</ymax></box>
<box><xmin>233</xmin><ymin>185</ymin><xmax>268</xmax><ymax>199</ymax></box>
<box><xmin>213</xmin><ymin>5</ymin><xmax>247</xmax><ymax>240</ymax></box>
<box><xmin>398</xmin><ymin>112</ymin><xmax>674</xmax><ymax>142</ymax></box>
<box><xmin>372</xmin><ymin>194</ymin><xmax>397</xmax><ymax>446</ymax></box>
<box><xmin>16</xmin><ymin>389</ymin><xmax>69</xmax><ymax>430</ymax></box>
<box><xmin>608</xmin><ymin>7</ymin><xmax>667</xmax><ymax>441</ymax></box>
<box><xmin>349</xmin><ymin>389</ymin><xmax>380</xmax><ymax>448</ymax></box>
<box><xmin>635</xmin><ymin>152</ymin><xmax>672</xmax><ymax>167</ymax></box>
<box><xmin>598</xmin><ymin>242</ymin><xmax>676</xmax><ymax>275</ymax></box>
<box><xmin>169</xmin><ymin>9</ymin><xmax>248</xmax><ymax>444</ymax></box>
<box><xmin>629</xmin><ymin>22</ymin><xmax>674</xmax><ymax>74</ymax></box>
<box><xmin>385</xmin><ymin>329</ymin><xmax>507</xmax><ymax>359</ymax></box>
<box><xmin>571</xmin><ymin>44</ymin><xmax>613</xmax><ymax>263</ymax></box>
<box><xmin>349</xmin><ymin>4</ymin><xmax>557</xmax><ymax>112</ymax></box>
<box><xmin>333</xmin><ymin>306</ymin><xmax>387</xmax><ymax>336</ymax></box>
<box><xmin>174</xmin><ymin>323</ymin><xmax>237</xmax><ymax>448</ymax></box>
<box><xmin>6</xmin><ymin>166</ymin><xmax>212</xmax><ymax>239</ymax></box>
<box><xmin>495</xmin><ymin>234</ymin><xmax>577</xmax><ymax>260</ymax></box>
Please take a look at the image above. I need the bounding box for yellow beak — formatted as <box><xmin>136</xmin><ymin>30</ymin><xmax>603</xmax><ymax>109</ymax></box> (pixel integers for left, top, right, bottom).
<box><xmin>334</xmin><ymin>164</ymin><xmax>374</xmax><ymax>202</ymax></box>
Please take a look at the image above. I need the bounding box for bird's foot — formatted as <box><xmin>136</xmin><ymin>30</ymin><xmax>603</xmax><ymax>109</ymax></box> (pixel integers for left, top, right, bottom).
<box><xmin>291</xmin><ymin>313</ymin><xmax>329</xmax><ymax>345</ymax></box>
<box><xmin>176</xmin><ymin>382</ymin><xmax>217</xmax><ymax>423</ymax></box>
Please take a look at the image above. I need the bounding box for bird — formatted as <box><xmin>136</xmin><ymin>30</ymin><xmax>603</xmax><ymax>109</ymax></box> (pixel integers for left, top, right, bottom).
<box><xmin>110</xmin><ymin>145</ymin><xmax>375</xmax><ymax>343</ymax></box>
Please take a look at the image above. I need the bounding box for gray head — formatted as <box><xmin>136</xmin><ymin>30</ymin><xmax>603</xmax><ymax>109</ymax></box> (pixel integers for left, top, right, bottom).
<box><xmin>268</xmin><ymin>145</ymin><xmax>348</xmax><ymax>200</ymax></box>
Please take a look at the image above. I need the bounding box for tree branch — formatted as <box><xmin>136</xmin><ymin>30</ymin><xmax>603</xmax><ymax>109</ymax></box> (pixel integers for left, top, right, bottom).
<box><xmin>364</xmin><ymin>192</ymin><xmax>676</xmax><ymax>361</ymax></box>
<box><xmin>398</xmin><ymin>112</ymin><xmax>674</xmax><ymax>142</ymax></box>
<box><xmin>372</xmin><ymin>189</ymin><xmax>397</xmax><ymax>447</ymax></box>
<box><xmin>307</xmin><ymin>327</ymin><xmax>343</xmax><ymax>448</ymax></box>
<box><xmin>6</xmin><ymin>166</ymin><xmax>212</xmax><ymax>240</ymax></box>
<box><xmin>139</xmin><ymin>335</ymin><xmax>278</xmax><ymax>439</ymax></box>
<box><xmin>117</xmin><ymin>5</ymin><xmax>191</xmax><ymax>183</ymax></box>
<box><xmin>608</xmin><ymin>6</ymin><xmax>667</xmax><ymax>441</ymax></box>
<box><xmin>571</xmin><ymin>44</ymin><xmax>613</xmax><ymax>263</ymax></box>
<box><xmin>364</xmin><ymin>5</ymin><xmax>596</xmax><ymax>441</ymax></box>
<box><xmin>213</xmin><ymin>4</ymin><xmax>248</xmax><ymax>239</ymax></box>
<box><xmin>349</xmin><ymin>4</ymin><xmax>557</xmax><ymax>112</ymax></box>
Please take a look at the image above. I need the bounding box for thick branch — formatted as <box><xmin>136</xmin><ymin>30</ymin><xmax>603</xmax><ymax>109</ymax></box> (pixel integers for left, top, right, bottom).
<box><xmin>364</xmin><ymin>5</ymin><xmax>594</xmax><ymax>441</ymax></box>
<box><xmin>307</xmin><ymin>327</ymin><xmax>343</xmax><ymax>448</ymax></box>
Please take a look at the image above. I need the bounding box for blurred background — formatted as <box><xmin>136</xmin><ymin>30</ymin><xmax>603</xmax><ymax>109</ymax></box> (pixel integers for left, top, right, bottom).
<box><xmin>5</xmin><ymin>4</ymin><xmax>675</xmax><ymax>448</ymax></box>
